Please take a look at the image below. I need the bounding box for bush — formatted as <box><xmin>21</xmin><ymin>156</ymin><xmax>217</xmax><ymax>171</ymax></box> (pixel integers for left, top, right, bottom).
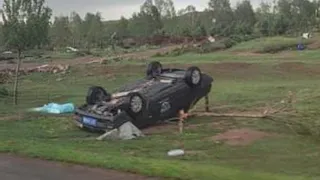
<box><xmin>256</xmin><ymin>42</ymin><xmax>297</xmax><ymax>53</ymax></box>
<box><xmin>198</xmin><ymin>41</ymin><xmax>227</xmax><ymax>53</ymax></box>
<box><xmin>0</xmin><ymin>87</ymin><xmax>9</xmax><ymax>98</ymax></box>
<box><xmin>223</xmin><ymin>38</ymin><xmax>237</xmax><ymax>48</ymax></box>
<box><xmin>216</xmin><ymin>34</ymin><xmax>258</xmax><ymax>50</ymax></box>
<box><xmin>152</xmin><ymin>34</ymin><xmax>258</xmax><ymax>57</ymax></box>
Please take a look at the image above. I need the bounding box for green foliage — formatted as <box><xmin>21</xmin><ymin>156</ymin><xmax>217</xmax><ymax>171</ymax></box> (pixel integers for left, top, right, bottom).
<box><xmin>198</xmin><ymin>41</ymin><xmax>226</xmax><ymax>53</ymax></box>
<box><xmin>50</xmin><ymin>16</ymin><xmax>72</xmax><ymax>48</ymax></box>
<box><xmin>0</xmin><ymin>86</ymin><xmax>9</xmax><ymax>98</ymax></box>
<box><xmin>2</xmin><ymin>0</ymin><xmax>320</xmax><ymax>52</ymax></box>
<box><xmin>1</xmin><ymin>0</ymin><xmax>52</xmax><ymax>51</ymax></box>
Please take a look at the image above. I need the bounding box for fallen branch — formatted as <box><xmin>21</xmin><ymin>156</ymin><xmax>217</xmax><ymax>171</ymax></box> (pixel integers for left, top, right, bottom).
<box><xmin>190</xmin><ymin>112</ymin><xmax>268</xmax><ymax>118</ymax></box>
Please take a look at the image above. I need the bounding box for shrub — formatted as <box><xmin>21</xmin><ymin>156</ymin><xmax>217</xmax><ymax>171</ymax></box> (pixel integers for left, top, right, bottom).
<box><xmin>223</xmin><ymin>38</ymin><xmax>237</xmax><ymax>48</ymax></box>
<box><xmin>0</xmin><ymin>87</ymin><xmax>9</xmax><ymax>98</ymax></box>
<box><xmin>198</xmin><ymin>41</ymin><xmax>227</xmax><ymax>53</ymax></box>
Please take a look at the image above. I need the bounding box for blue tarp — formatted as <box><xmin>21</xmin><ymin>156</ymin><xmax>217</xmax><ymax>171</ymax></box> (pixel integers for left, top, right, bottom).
<box><xmin>30</xmin><ymin>103</ymin><xmax>75</xmax><ymax>114</ymax></box>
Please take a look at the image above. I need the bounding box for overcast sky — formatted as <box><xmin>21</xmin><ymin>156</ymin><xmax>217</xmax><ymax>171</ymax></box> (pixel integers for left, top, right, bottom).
<box><xmin>0</xmin><ymin>0</ymin><xmax>270</xmax><ymax>21</ymax></box>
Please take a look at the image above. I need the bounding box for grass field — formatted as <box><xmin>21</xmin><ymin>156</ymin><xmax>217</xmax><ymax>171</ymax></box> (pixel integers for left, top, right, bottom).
<box><xmin>1</xmin><ymin>39</ymin><xmax>320</xmax><ymax>179</ymax></box>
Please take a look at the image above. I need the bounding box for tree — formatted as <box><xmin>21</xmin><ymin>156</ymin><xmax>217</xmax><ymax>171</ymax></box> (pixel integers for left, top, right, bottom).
<box><xmin>129</xmin><ymin>0</ymin><xmax>163</xmax><ymax>37</ymax></box>
<box><xmin>192</xmin><ymin>20</ymin><xmax>207</xmax><ymax>37</ymax></box>
<box><xmin>208</xmin><ymin>0</ymin><xmax>234</xmax><ymax>36</ymax></box>
<box><xmin>23</xmin><ymin>0</ymin><xmax>52</xmax><ymax>49</ymax></box>
<box><xmin>291</xmin><ymin>0</ymin><xmax>316</xmax><ymax>32</ymax></box>
<box><xmin>154</xmin><ymin>0</ymin><xmax>176</xmax><ymax>18</ymax></box>
<box><xmin>50</xmin><ymin>16</ymin><xmax>72</xmax><ymax>48</ymax></box>
<box><xmin>255</xmin><ymin>1</ymin><xmax>274</xmax><ymax>36</ymax></box>
<box><xmin>82</xmin><ymin>12</ymin><xmax>104</xmax><ymax>50</ymax></box>
<box><xmin>1</xmin><ymin>0</ymin><xmax>52</xmax><ymax>105</ymax></box>
<box><xmin>178</xmin><ymin>5</ymin><xmax>196</xmax><ymax>16</ymax></box>
<box><xmin>116</xmin><ymin>16</ymin><xmax>129</xmax><ymax>39</ymax></box>
<box><xmin>234</xmin><ymin>0</ymin><xmax>256</xmax><ymax>34</ymax></box>
<box><xmin>70</xmin><ymin>11</ymin><xmax>83</xmax><ymax>48</ymax></box>
<box><xmin>176</xmin><ymin>5</ymin><xmax>199</xmax><ymax>35</ymax></box>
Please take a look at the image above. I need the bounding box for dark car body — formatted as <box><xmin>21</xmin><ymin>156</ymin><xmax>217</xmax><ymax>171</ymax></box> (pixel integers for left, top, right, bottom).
<box><xmin>74</xmin><ymin>63</ymin><xmax>214</xmax><ymax>132</ymax></box>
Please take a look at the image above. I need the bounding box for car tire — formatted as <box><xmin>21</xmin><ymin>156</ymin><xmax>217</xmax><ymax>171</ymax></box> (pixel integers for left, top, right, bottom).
<box><xmin>127</xmin><ymin>93</ymin><xmax>146</xmax><ymax>116</ymax></box>
<box><xmin>146</xmin><ymin>61</ymin><xmax>162</xmax><ymax>78</ymax></box>
<box><xmin>86</xmin><ymin>86</ymin><xmax>111</xmax><ymax>105</ymax></box>
<box><xmin>185</xmin><ymin>66</ymin><xmax>202</xmax><ymax>87</ymax></box>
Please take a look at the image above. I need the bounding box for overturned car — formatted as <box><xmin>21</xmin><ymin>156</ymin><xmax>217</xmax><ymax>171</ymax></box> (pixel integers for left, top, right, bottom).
<box><xmin>74</xmin><ymin>61</ymin><xmax>214</xmax><ymax>132</ymax></box>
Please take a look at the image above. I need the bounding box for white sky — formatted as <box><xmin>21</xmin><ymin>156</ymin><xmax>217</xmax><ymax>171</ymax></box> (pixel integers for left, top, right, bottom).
<box><xmin>0</xmin><ymin>0</ymin><xmax>271</xmax><ymax>21</ymax></box>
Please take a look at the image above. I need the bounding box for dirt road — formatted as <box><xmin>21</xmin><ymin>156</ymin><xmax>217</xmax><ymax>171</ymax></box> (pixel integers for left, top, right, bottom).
<box><xmin>0</xmin><ymin>45</ymin><xmax>181</xmax><ymax>71</ymax></box>
<box><xmin>0</xmin><ymin>154</ymin><xmax>159</xmax><ymax>180</ymax></box>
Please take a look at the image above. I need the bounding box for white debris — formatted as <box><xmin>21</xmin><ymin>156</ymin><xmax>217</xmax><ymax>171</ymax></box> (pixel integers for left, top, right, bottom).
<box><xmin>167</xmin><ymin>149</ymin><xmax>185</xmax><ymax>157</ymax></box>
<box><xmin>302</xmin><ymin>33</ymin><xmax>312</xmax><ymax>39</ymax></box>
<box><xmin>66</xmin><ymin>46</ymin><xmax>79</xmax><ymax>52</ymax></box>
<box><xmin>2</xmin><ymin>51</ymin><xmax>12</xmax><ymax>54</ymax></box>
<box><xmin>208</xmin><ymin>36</ymin><xmax>216</xmax><ymax>43</ymax></box>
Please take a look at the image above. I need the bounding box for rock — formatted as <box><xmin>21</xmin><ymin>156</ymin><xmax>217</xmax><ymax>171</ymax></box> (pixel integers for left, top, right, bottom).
<box><xmin>96</xmin><ymin>122</ymin><xmax>145</xmax><ymax>141</ymax></box>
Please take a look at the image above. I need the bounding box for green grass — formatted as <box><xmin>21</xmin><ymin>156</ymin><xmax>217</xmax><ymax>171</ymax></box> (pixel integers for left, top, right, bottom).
<box><xmin>229</xmin><ymin>36</ymin><xmax>314</xmax><ymax>53</ymax></box>
<box><xmin>2</xmin><ymin>53</ymin><xmax>320</xmax><ymax>179</ymax></box>
<box><xmin>0</xmin><ymin>117</ymin><xmax>317</xmax><ymax>180</ymax></box>
<box><xmin>146</xmin><ymin>49</ymin><xmax>320</xmax><ymax>65</ymax></box>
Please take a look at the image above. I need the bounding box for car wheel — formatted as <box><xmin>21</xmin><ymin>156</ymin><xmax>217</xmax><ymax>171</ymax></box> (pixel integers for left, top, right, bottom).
<box><xmin>185</xmin><ymin>66</ymin><xmax>202</xmax><ymax>87</ymax></box>
<box><xmin>128</xmin><ymin>93</ymin><xmax>145</xmax><ymax>116</ymax></box>
<box><xmin>86</xmin><ymin>86</ymin><xmax>111</xmax><ymax>105</ymax></box>
<box><xmin>146</xmin><ymin>61</ymin><xmax>162</xmax><ymax>78</ymax></box>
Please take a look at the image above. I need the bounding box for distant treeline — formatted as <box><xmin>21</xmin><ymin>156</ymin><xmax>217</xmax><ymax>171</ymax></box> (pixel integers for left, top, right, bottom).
<box><xmin>1</xmin><ymin>0</ymin><xmax>320</xmax><ymax>50</ymax></box>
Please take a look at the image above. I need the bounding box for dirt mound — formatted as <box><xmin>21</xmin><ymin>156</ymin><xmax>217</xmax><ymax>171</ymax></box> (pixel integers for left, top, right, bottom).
<box><xmin>275</xmin><ymin>62</ymin><xmax>320</xmax><ymax>75</ymax></box>
<box><xmin>277</xmin><ymin>62</ymin><xmax>306</xmax><ymax>70</ymax></box>
<box><xmin>308</xmin><ymin>41</ymin><xmax>320</xmax><ymax>50</ymax></box>
<box><xmin>142</xmin><ymin>123</ymin><xmax>177</xmax><ymax>135</ymax></box>
<box><xmin>210</xmin><ymin>128</ymin><xmax>274</xmax><ymax>146</ymax></box>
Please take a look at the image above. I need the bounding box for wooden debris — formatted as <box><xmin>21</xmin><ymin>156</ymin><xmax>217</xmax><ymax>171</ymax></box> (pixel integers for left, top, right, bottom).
<box><xmin>178</xmin><ymin>110</ymin><xmax>189</xmax><ymax>134</ymax></box>
<box><xmin>0</xmin><ymin>64</ymin><xmax>70</xmax><ymax>76</ymax></box>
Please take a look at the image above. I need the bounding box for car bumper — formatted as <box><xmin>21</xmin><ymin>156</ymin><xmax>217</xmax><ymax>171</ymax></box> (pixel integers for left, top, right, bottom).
<box><xmin>74</xmin><ymin>108</ymin><xmax>133</xmax><ymax>132</ymax></box>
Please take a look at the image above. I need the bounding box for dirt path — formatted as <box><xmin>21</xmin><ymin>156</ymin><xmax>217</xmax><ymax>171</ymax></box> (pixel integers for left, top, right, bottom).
<box><xmin>0</xmin><ymin>154</ymin><xmax>159</xmax><ymax>180</ymax></box>
<box><xmin>0</xmin><ymin>45</ymin><xmax>181</xmax><ymax>71</ymax></box>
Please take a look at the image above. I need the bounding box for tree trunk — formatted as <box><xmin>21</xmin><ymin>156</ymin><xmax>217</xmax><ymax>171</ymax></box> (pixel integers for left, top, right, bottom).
<box><xmin>13</xmin><ymin>50</ymin><xmax>22</xmax><ymax>105</ymax></box>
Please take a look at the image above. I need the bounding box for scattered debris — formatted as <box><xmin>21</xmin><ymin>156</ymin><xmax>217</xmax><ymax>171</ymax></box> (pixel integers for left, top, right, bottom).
<box><xmin>302</xmin><ymin>32</ymin><xmax>312</xmax><ymax>39</ymax></box>
<box><xmin>0</xmin><ymin>64</ymin><xmax>70</xmax><ymax>76</ymax></box>
<box><xmin>66</xmin><ymin>46</ymin><xmax>79</xmax><ymax>52</ymax></box>
<box><xmin>0</xmin><ymin>72</ymin><xmax>10</xmax><ymax>84</ymax></box>
<box><xmin>27</xmin><ymin>64</ymin><xmax>70</xmax><ymax>74</ymax></box>
<box><xmin>2</xmin><ymin>51</ymin><xmax>12</xmax><ymax>54</ymax></box>
<box><xmin>207</xmin><ymin>36</ymin><xmax>216</xmax><ymax>43</ymax></box>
